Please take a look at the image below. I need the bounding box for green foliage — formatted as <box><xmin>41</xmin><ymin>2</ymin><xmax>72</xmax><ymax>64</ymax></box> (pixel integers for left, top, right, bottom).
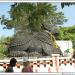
<box><xmin>0</xmin><ymin>36</ymin><xmax>12</xmax><ymax>58</ymax></box>
<box><xmin>0</xmin><ymin>45</ymin><xmax>7</xmax><ymax>58</ymax></box>
<box><xmin>56</xmin><ymin>29</ymin><xmax>64</xmax><ymax>40</ymax></box>
<box><xmin>1</xmin><ymin>3</ymin><xmax>66</xmax><ymax>33</ymax></box>
<box><xmin>57</xmin><ymin>25</ymin><xmax>75</xmax><ymax>49</ymax></box>
<box><xmin>61</xmin><ymin>3</ymin><xmax>75</xmax><ymax>9</ymax></box>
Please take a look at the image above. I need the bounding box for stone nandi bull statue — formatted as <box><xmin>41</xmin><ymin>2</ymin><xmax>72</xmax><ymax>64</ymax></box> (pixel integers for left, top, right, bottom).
<box><xmin>8</xmin><ymin>23</ymin><xmax>63</xmax><ymax>57</ymax></box>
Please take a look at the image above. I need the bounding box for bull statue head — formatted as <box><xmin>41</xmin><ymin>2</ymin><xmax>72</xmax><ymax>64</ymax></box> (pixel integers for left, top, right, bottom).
<box><xmin>41</xmin><ymin>23</ymin><xmax>59</xmax><ymax>36</ymax></box>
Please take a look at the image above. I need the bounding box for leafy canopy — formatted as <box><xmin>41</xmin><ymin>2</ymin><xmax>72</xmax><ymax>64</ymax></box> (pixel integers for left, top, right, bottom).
<box><xmin>1</xmin><ymin>3</ymin><xmax>66</xmax><ymax>33</ymax></box>
<box><xmin>0</xmin><ymin>36</ymin><xmax>12</xmax><ymax>58</ymax></box>
<box><xmin>56</xmin><ymin>25</ymin><xmax>75</xmax><ymax>49</ymax></box>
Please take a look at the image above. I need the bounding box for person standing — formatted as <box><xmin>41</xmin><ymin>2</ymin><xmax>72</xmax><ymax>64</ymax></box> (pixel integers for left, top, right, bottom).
<box><xmin>22</xmin><ymin>61</ymin><xmax>33</xmax><ymax>72</ymax></box>
<box><xmin>5</xmin><ymin>58</ymin><xmax>17</xmax><ymax>72</ymax></box>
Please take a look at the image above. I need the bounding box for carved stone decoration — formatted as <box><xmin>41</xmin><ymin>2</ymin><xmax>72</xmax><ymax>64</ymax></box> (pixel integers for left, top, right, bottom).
<box><xmin>7</xmin><ymin>23</ymin><xmax>63</xmax><ymax>57</ymax></box>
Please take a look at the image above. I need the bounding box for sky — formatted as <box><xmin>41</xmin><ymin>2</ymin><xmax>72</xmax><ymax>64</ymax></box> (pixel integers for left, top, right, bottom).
<box><xmin>0</xmin><ymin>2</ymin><xmax>75</xmax><ymax>37</ymax></box>
<box><xmin>0</xmin><ymin>3</ymin><xmax>14</xmax><ymax>37</ymax></box>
